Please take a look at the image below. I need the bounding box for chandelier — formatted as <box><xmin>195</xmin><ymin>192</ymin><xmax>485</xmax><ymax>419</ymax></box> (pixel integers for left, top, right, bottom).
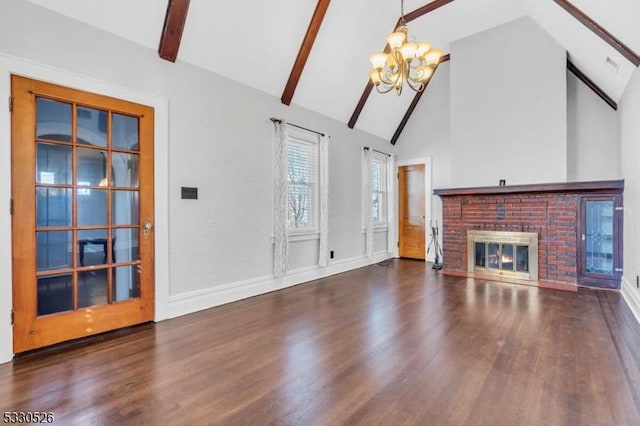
<box><xmin>369</xmin><ymin>0</ymin><xmax>443</xmax><ymax>95</ymax></box>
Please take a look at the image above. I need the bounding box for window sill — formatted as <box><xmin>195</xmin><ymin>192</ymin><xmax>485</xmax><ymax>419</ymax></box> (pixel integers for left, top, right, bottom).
<box><xmin>361</xmin><ymin>226</ymin><xmax>389</xmax><ymax>233</ymax></box>
<box><xmin>289</xmin><ymin>231</ymin><xmax>320</xmax><ymax>242</ymax></box>
<box><xmin>271</xmin><ymin>231</ymin><xmax>320</xmax><ymax>243</ymax></box>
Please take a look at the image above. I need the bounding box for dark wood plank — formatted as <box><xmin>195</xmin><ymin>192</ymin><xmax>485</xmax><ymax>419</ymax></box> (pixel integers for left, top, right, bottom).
<box><xmin>281</xmin><ymin>0</ymin><xmax>331</xmax><ymax>106</ymax></box>
<box><xmin>158</xmin><ymin>0</ymin><xmax>191</xmax><ymax>63</ymax></box>
<box><xmin>434</xmin><ymin>179</ymin><xmax>624</xmax><ymax>196</ymax></box>
<box><xmin>404</xmin><ymin>0</ymin><xmax>455</xmax><ymax>23</ymax></box>
<box><xmin>568</xmin><ymin>59</ymin><xmax>618</xmax><ymax>110</ymax></box>
<box><xmin>348</xmin><ymin>81</ymin><xmax>374</xmax><ymax>129</ymax></box>
<box><xmin>2</xmin><ymin>260</ymin><xmax>640</xmax><ymax>424</ymax></box>
<box><xmin>348</xmin><ymin>1</ymin><xmax>455</xmax><ymax>129</ymax></box>
<box><xmin>390</xmin><ymin>53</ymin><xmax>450</xmax><ymax>145</ymax></box>
<box><xmin>553</xmin><ymin>0</ymin><xmax>640</xmax><ymax>66</ymax></box>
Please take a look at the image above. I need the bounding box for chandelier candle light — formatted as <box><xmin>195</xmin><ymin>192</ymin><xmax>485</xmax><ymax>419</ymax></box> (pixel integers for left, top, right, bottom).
<box><xmin>369</xmin><ymin>0</ymin><xmax>443</xmax><ymax>95</ymax></box>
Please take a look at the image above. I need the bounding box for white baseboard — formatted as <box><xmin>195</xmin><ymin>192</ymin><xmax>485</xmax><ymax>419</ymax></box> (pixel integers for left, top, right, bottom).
<box><xmin>622</xmin><ymin>277</ymin><xmax>640</xmax><ymax>325</ymax></box>
<box><xmin>167</xmin><ymin>252</ymin><xmax>393</xmax><ymax>319</ymax></box>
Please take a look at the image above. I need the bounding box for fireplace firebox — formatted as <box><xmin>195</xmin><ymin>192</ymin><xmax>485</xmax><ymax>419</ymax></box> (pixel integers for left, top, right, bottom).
<box><xmin>467</xmin><ymin>230</ymin><xmax>538</xmax><ymax>281</ymax></box>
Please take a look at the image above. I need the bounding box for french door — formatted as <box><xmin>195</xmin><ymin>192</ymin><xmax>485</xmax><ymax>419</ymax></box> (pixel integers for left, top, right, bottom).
<box><xmin>11</xmin><ymin>75</ymin><xmax>155</xmax><ymax>353</ymax></box>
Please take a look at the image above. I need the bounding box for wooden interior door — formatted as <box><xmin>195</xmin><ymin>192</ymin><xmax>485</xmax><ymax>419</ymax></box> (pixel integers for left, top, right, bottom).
<box><xmin>11</xmin><ymin>75</ymin><xmax>155</xmax><ymax>353</ymax></box>
<box><xmin>398</xmin><ymin>164</ymin><xmax>425</xmax><ymax>260</ymax></box>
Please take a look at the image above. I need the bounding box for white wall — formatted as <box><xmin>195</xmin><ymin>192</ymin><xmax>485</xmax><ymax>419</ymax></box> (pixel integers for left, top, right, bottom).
<box><xmin>394</xmin><ymin>62</ymin><xmax>451</xmax><ymax>260</ymax></box>
<box><xmin>450</xmin><ymin>16</ymin><xmax>567</xmax><ymax>187</ymax></box>
<box><xmin>620</xmin><ymin>68</ymin><xmax>640</xmax><ymax>322</ymax></box>
<box><xmin>0</xmin><ymin>0</ymin><xmax>392</xmax><ymax>362</ymax></box>
<box><xmin>567</xmin><ymin>71</ymin><xmax>620</xmax><ymax>181</ymax></box>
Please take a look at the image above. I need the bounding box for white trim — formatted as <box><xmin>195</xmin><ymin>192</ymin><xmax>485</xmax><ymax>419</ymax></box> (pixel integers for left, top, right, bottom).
<box><xmin>270</xmin><ymin>231</ymin><xmax>320</xmax><ymax>243</ymax></box>
<box><xmin>622</xmin><ymin>277</ymin><xmax>640</xmax><ymax>325</ymax></box>
<box><xmin>361</xmin><ymin>227</ymin><xmax>389</xmax><ymax>234</ymax></box>
<box><xmin>395</xmin><ymin>157</ymin><xmax>433</xmax><ymax>261</ymax></box>
<box><xmin>168</xmin><ymin>252</ymin><xmax>393</xmax><ymax>318</ymax></box>
<box><xmin>289</xmin><ymin>232</ymin><xmax>320</xmax><ymax>242</ymax></box>
<box><xmin>0</xmin><ymin>53</ymin><xmax>170</xmax><ymax>364</ymax></box>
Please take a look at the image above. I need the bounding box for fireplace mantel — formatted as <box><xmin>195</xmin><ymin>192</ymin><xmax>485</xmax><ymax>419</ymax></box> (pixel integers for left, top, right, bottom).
<box><xmin>433</xmin><ymin>180</ymin><xmax>624</xmax><ymax>197</ymax></box>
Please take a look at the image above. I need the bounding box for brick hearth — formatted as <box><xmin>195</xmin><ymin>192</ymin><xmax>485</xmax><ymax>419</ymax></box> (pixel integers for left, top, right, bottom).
<box><xmin>434</xmin><ymin>181</ymin><xmax>624</xmax><ymax>289</ymax></box>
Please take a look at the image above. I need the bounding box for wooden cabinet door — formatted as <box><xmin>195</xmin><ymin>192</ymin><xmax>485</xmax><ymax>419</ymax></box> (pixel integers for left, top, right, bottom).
<box><xmin>578</xmin><ymin>195</ymin><xmax>623</xmax><ymax>289</ymax></box>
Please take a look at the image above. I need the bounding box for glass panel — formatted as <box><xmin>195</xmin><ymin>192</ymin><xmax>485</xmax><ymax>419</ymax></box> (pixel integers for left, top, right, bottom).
<box><xmin>37</xmin><ymin>231</ymin><xmax>72</xmax><ymax>271</ymax></box>
<box><xmin>113</xmin><ymin>228</ymin><xmax>139</xmax><ymax>264</ymax></box>
<box><xmin>36</xmin><ymin>188</ymin><xmax>71</xmax><ymax>227</ymax></box>
<box><xmin>516</xmin><ymin>245</ymin><xmax>529</xmax><ymax>272</ymax></box>
<box><xmin>113</xmin><ymin>265</ymin><xmax>140</xmax><ymax>302</ymax></box>
<box><xmin>77</xmin><ymin>189</ymin><xmax>108</xmax><ymax>226</ymax></box>
<box><xmin>288</xmin><ymin>184</ymin><xmax>311</xmax><ymax>228</ymax></box>
<box><xmin>77</xmin><ymin>147</ymin><xmax>108</xmax><ymax>186</ymax></box>
<box><xmin>36</xmin><ymin>98</ymin><xmax>72</xmax><ymax>142</ymax></box>
<box><xmin>112</xmin><ymin>113</ymin><xmax>139</xmax><ymax>151</ymax></box>
<box><xmin>371</xmin><ymin>162</ymin><xmax>381</xmax><ymax>191</ymax></box>
<box><xmin>586</xmin><ymin>200</ymin><xmax>614</xmax><ymax>274</ymax></box>
<box><xmin>487</xmin><ymin>243</ymin><xmax>499</xmax><ymax>269</ymax></box>
<box><xmin>36</xmin><ymin>143</ymin><xmax>72</xmax><ymax>185</ymax></box>
<box><xmin>475</xmin><ymin>242</ymin><xmax>486</xmax><ymax>267</ymax></box>
<box><xmin>77</xmin><ymin>106</ymin><xmax>107</xmax><ymax>147</ymax></box>
<box><xmin>372</xmin><ymin>193</ymin><xmax>382</xmax><ymax>224</ymax></box>
<box><xmin>501</xmin><ymin>244</ymin><xmax>514</xmax><ymax>271</ymax></box>
<box><xmin>77</xmin><ymin>229</ymin><xmax>109</xmax><ymax>267</ymax></box>
<box><xmin>112</xmin><ymin>190</ymin><xmax>139</xmax><ymax>225</ymax></box>
<box><xmin>112</xmin><ymin>152</ymin><xmax>139</xmax><ymax>188</ymax></box>
<box><xmin>37</xmin><ymin>274</ymin><xmax>73</xmax><ymax>316</ymax></box>
<box><xmin>78</xmin><ymin>270</ymin><xmax>108</xmax><ymax>308</ymax></box>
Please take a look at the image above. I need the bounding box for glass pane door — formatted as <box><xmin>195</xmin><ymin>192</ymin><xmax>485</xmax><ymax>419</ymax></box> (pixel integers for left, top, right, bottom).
<box><xmin>579</xmin><ymin>195</ymin><xmax>622</xmax><ymax>289</ymax></box>
<box><xmin>584</xmin><ymin>200</ymin><xmax>614</xmax><ymax>275</ymax></box>
<box><xmin>35</xmin><ymin>98</ymin><xmax>141</xmax><ymax>315</ymax></box>
<box><xmin>11</xmin><ymin>75</ymin><xmax>155</xmax><ymax>353</ymax></box>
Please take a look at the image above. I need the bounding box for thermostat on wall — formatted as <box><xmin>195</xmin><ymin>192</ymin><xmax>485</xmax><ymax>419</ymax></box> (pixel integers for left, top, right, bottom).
<box><xmin>181</xmin><ymin>186</ymin><xmax>198</xmax><ymax>200</ymax></box>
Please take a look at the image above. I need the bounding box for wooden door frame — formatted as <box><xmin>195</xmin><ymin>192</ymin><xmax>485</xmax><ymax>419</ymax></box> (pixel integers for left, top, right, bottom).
<box><xmin>0</xmin><ymin>54</ymin><xmax>170</xmax><ymax>363</ymax></box>
<box><xmin>395</xmin><ymin>157</ymin><xmax>432</xmax><ymax>260</ymax></box>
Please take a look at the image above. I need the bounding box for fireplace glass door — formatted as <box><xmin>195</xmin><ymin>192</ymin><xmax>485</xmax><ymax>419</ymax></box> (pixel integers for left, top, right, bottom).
<box><xmin>476</xmin><ymin>242</ymin><xmax>528</xmax><ymax>273</ymax></box>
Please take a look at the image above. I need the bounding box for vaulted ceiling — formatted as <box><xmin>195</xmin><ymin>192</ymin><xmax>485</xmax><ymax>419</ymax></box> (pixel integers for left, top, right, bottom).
<box><xmin>26</xmin><ymin>0</ymin><xmax>640</xmax><ymax>142</ymax></box>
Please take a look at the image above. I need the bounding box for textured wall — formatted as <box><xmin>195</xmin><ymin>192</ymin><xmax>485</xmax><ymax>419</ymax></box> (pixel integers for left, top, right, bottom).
<box><xmin>450</xmin><ymin>16</ymin><xmax>567</xmax><ymax>187</ymax></box>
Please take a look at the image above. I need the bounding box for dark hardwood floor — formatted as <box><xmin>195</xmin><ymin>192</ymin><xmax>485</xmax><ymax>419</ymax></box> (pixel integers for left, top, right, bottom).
<box><xmin>2</xmin><ymin>259</ymin><xmax>640</xmax><ymax>425</ymax></box>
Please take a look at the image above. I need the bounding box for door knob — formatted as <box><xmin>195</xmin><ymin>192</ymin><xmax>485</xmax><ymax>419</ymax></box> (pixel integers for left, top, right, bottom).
<box><xmin>143</xmin><ymin>221</ymin><xmax>153</xmax><ymax>238</ymax></box>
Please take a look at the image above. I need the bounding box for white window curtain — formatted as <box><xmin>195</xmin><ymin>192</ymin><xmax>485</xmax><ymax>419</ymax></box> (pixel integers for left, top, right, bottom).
<box><xmin>386</xmin><ymin>155</ymin><xmax>396</xmax><ymax>254</ymax></box>
<box><xmin>318</xmin><ymin>133</ymin><xmax>330</xmax><ymax>267</ymax></box>
<box><xmin>273</xmin><ymin>119</ymin><xmax>289</xmax><ymax>277</ymax></box>
<box><xmin>362</xmin><ymin>148</ymin><xmax>374</xmax><ymax>257</ymax></box>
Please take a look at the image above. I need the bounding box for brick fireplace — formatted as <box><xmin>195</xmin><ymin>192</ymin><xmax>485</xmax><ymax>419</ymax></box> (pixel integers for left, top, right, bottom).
<box><xmin>433</xmin><ymin>181</ymin><xmax>624</xmax><ymax>291</ymax></box>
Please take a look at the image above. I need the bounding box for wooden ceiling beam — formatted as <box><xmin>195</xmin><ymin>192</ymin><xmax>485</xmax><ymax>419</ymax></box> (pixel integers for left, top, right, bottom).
<box><xmin>567</xmin><ymin>59</ymin><xmax>617</xmax><ymax>110</ymax></box>
<box><xmin>390</xmin><ymin>54</ymin><xmax>450</xmax><ymax>145</ymax></box>
<box><xmin>281</xmin><ymin>0</ymin><xmax>332</xmax><ymax>106</ymax></box>
<box><xmin>158</xmin><ymin>0</ymin><xmax>191</xmax><ymax>62</ymax></box>
<box><xmin>404</xmin><ymin>0</ymin><xmax>455</xmax><ymax>23</ymax></box>
<box><xmin>348</xmin><ymin>0</ymin><xmax>455</xmax><ymax>129</ymax></box>
<box><xmin>553</xmin><ymin>0</ymin><xmax>640</xmax><ymax>67</ymax></box>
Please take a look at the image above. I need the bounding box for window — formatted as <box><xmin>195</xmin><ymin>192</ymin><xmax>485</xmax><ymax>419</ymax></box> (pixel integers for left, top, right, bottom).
<box><xmin>371</xmin><ymin>154</ymin><xmax>388</xmax><ymax>226</ymax></box>
<box><xmin>287</xmin><ymin>133</ymin><xmax>319</xmax><ymax>231</ymax></box>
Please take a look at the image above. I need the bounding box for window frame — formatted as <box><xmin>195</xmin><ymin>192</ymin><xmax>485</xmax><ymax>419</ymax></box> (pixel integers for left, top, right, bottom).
<box><xmin>371</xmin><ymin>152</ymin><xmax>389</xmax><ymax>229</ymax></box>
<box><xmin>285</xmin><ymin>128</ymin><xmax>320</xmax><ymax>235</ymax></box>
